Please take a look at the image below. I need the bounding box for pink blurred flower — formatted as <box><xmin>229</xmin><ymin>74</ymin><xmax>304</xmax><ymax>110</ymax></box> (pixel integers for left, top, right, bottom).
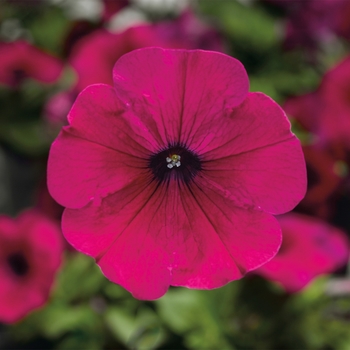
<box><xmin>43</xmin><ymin>91</ymin><xmax>77</xmax><ymax>128</ymax></box>
<box><xmin>317</xmin><ymin>55</ymin><xmax>350</xmax><ymax>151</ymax></box>
<box><xmin>298</xmin><ymin>144</ymin><xmax>342</xmax><ymax>218</ymax></box>
<box><xmin>285</xmin><ymin>55</ymin><xmax>350</xmax><ymax>153</ymax></box>
<box><xmin>283</xmin><ymin>91</ymin><xmax>322</xmax><ymax>136</ymax></box>
<box><xmin>333</xmin><ymin>0</ymin><xmax>350</xmax><ymax>40</ymax></box>
<box><xmin>256</xmin><ymin>213</ymin><xmax>349</xmax><ymax>293</ymax></box>
<box><xmin>0</xmin><ymin>40</ymin><xmax>63</xmax><ymax>88</ymax></box>
<box><xmin>0</xmin><ymin>209</ymin><xmax>63</xmax><ymax>323</ymax></box>
<box><xmin>48</xmin><ymin>48</ymin><xmax>306</xmax><ymax>299</ymax></box>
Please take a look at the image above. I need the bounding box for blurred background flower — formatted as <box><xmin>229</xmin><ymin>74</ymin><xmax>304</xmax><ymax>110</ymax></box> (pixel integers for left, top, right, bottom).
<box><xmin>0</xmin><ymin>209</ymin><xmax>63</xmax><ymax>324</ymax></box>
<box><xmin>256</xmin><ymin>213</ymin><xmax>349</xmax><ymax>293</ymax></box>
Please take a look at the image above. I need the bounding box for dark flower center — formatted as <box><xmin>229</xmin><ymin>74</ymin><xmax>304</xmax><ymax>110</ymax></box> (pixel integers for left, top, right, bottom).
<box><xmin>148</xmin><ymin>144</ymin><xmax>202</xmax><ymax>183</ymax></box>
<box><xmin>7</xmin><ymin>252</ymin><xmax>29</xmax><ymax>277</ymax></box>
<box><xmin>11</xmin><ymin>68</ymin><xmax>27</xmax><ymax>86</ymax></box>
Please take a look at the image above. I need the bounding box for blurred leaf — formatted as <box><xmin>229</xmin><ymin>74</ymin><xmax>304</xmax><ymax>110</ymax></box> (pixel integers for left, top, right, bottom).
<box><xmin>156</xmin><ymin>288</ymin><xmax>234</xmax><ymax>350</ymax></box>
<box><xmin>56</xmin><ymin>334</ymin><xmax>102</xmax><ymax>350</ymax></box>
<box><xmin>54</xmin><ymin>253</ymin><xmax>106</xmax><ymax>302</ymax></box>
<box><xmin>0</xmin><ymin>120</ymin><xmax>51</xmax><ymax>155</ymax></box>
<box><xmin>249</xmin><ymin>76</ymin><xmax>280</xmax><ymax>101</ymax></box>
<box><xmin>199</xmin><ymin>0</ymin><xmax>279</xmax><ymax>51</ymax></box>
<box><xmin>56</xmin><ymin>66</ymin><xmax>77</xmax><ymax>90</ymax></box>
<box><xmin>104</xmin><ymin>281</ymin><xmax>133</xmax><ymax>300</ymax></box>
<box><xmin>267</xmin><ymin>68</ymin><xmax>319</xmax><ymax>98</ymax></box>
<box><xmin>289</xmin><ymin>118</ymin><xmax>314</xmax><ymax>145</ymax></box>
<box><xmin>105</xmin><ymin>305</ymin><xmax>166</xmax><ymax>349</ymax></box>
<box><xmin>28</xmin><ymin>6</ymin><xmax>69</xmax><ymax>55</ymax></box>
<box><xmin>38</xmin><ymin>303</ymin><xmax>99</xmax><ymax>338</ymax></box>
<box><xmin>11</xmin><ymin>301</ymin><xmax>103</xmax><ymax>342</ymax></box>
<box><xmin>105</xmin><ymin>307</ymin><xmax>136</xmax><ymax>345</ymax></box>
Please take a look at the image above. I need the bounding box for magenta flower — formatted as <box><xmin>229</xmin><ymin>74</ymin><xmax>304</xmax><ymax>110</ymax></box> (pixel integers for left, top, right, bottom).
<box><xmin>43</xmin><ymin>90</ymin><xmax>77</xmax><ymax>128</ymax></box>
<box><xmin>48</xmin><ymin>48</ymin><xmax>306</xmax><ymax>299</ymax></box>
<box><xmin>283</xmin><ymin>92</ymin><xmax>322</xmax><ymax>135</ymax></box>
<box><xmin>298</xmin><ymin>144</ymin><xmax>342</xmax><ymax>218</ymax></box>
<box><xmin>318</xmin><ymin>55</ymin><xmax>350</xmax><ymax>151</ymax></box>
<box><xmin>256</xmin><ymin>213</ymin><xmax>349</xmax><ymax>293</ymax></box>
<box><xmin>334</xmin><ymin>0</ymin><xmax>350</xmax><ymax>40</ymax></box>
<box><xmin>0</xmin><ymin>209</ymin><xmax>63</xmax><ymax>323</ymax></box>
<box><xmin>284</xmin><ymin>55</ymin><xmax>350</xmax><ymax>153</ymax></box>
<box><xmin>0</xmin><ymin>40</ymin><xmax>63</xmax><ymax>88</ymax></box>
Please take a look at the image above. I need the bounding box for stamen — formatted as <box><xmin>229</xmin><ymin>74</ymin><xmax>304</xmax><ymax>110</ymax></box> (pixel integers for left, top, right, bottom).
<box><xmin>148</xmin><ymin>145</ymin><xmax>201</xmax><ymax>183</ymax></box>
<box><xmin>166</xmin><ymin>154</ymin><xmax>181</xmax><ymax>169</ymax></box>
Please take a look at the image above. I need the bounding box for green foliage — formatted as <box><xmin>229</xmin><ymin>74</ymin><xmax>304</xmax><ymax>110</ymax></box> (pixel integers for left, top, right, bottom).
<box><xmin>28</xmin><ymin>6</ymin><xmax>69</xmax><ymax>56</ymax></box>
<box><xmin>157</xmin><ymin>288</ymin><xmax>234</xmax><ymax>349</ymax></box>
<box><xmin>199</xmin><ymin>0</ymin><xmax>279</xmax><ymax>52</ymax></box>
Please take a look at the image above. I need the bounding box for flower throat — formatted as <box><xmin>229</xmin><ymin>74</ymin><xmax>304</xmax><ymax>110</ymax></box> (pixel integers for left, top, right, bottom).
<box><xmin>148</xmin><ymin>144</ymin><xmax>202</xmax><ymax>184</ymax></box>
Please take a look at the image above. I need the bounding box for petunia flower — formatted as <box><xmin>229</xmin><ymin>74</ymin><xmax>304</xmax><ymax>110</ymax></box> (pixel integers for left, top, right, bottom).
<box><xmin>48</xmin><ymin>48</ymin><xmax>306</xmax><ymax>299</ymax></box>
<box><xmin>283</xmin><ymin>91</ymin><xmax>322</xmax><ymax>135</ymax></box>
<box><xmin>256</xmin><ymin>213</ymin><xmax>349</xmax><ymax>293</ymax></box>
<box><xmin>334</xmin><ymin>0</ymin><xmax>350</xmax><ymax>40</ymax></box>
<box><xmin>0</xmin><ymin>40</ymin><xmax>63</xmax><ymax>88</ymax></box>
<box><xmin>0</xmin><ymin>209</ymin><xmax>63</xmax><ymax>323</ymax></box>
<box><xmin>284</xmin><ymin>55</ymin><xmax>350</xmax><ymax>154</ymax></box>
<box><xmin>43</xmin><ymin>90</ymin><xmax>77</xmax><ymax>128</ymax></box>
<box><xmin>317</xmin><ymin>55</ymin><xmax>350</xmax><ymax>152</ymax></box>
<box><xmin>297</xmin><ymin>144</ymin><xmax>342</xmax><ymax>219</ymax></box>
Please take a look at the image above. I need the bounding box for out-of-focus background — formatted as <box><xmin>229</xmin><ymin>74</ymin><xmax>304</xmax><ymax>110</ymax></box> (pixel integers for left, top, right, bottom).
<box><xmin>1</xmin><ymin>0</ymin><xmax>350</xmax><ymax>349</ymax></box>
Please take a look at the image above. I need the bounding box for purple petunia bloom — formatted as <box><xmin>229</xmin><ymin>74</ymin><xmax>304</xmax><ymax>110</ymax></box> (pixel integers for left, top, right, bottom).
<box><xmin>257</xmin><ymin>213</ymin><xmax>349</xmax><ymax>293</ymax></box>
<box><xmin>48</xmin><ymin>48</ymin><xmax>306</xmax><ymax>299</ymax></box>
<box><xmin>0</xmin><ymin>210</ymin><xmax>63</xmax><ymax>323</ymax></box>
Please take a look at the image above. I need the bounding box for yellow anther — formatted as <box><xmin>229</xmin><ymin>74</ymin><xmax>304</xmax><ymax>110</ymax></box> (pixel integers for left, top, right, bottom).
<box><xmin>166</xmin><ymin>154</ymin><xmax>181</xmax><ymax>169</ymax></box>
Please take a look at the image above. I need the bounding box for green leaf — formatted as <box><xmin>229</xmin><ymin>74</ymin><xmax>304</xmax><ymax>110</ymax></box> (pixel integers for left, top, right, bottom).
<box><xmin>105</xmin><ymin>305</ymin><xmax>166</xmax><ymax>349</ymax></box>
<box><xmin>156</xmin><ymin>288</ymin><xmax>234</xmax><ymax>350</ymax></box>
<box><xmin>28</xmin><ymin>6</ymin><xmax>69</xmax><ymax>55</ymax></box>
<box><xmin>199</xmin><ymin>0</ymin><xmax>279</xmax><ymax>51</ymax></box>
<box><xmin>54</xmin><ymin>253</ymin><xmax>106</xmax><ymax>302</ymax></box>
<box><xmin>0</xmin><ymin>120</ymin><xmax>51</xmax><ymax>156</ymax></box>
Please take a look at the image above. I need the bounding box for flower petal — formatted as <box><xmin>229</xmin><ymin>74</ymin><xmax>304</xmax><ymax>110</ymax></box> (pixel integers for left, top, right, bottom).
<box><xmin>201</xmin><ymin>93</ymin><xmax>306</xmax><ymax>214</ymax></box>
<box><xmin>62</xmin><ymin>178</ymin><xmax>172</xmax><ymax>299</ymax></box>
<box><xmin>62</xmin><ymin>174</ymin><xmax>281</xmax><ymax>297</ymax></box>
<box><xmin>113</xmin><ymin>47</ymin><xmax>249</xmax><ymax>146</ymax></box>
<box><xmin>66</xmin><ymin>84</ymin><xmax>157</xmax><ymax>154</ymax></box>
<box><xmin>48</xmin><ymin>130</ymin><xmax>150</xmax><ymax>209</ymax></box>
<box><xmin>170</xmin><ymin>180</ymin><xmax>282</xmax><ymax>288</ymax></box>
<box><xmin>97</xmin><ymin>231</ymin><xmax>172</xmax><ymax>300</ymax></box>
<box><xmin>48</xmin><ymin>84</ymin><xmax>157</xmax><ymax>209</ymax></box>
